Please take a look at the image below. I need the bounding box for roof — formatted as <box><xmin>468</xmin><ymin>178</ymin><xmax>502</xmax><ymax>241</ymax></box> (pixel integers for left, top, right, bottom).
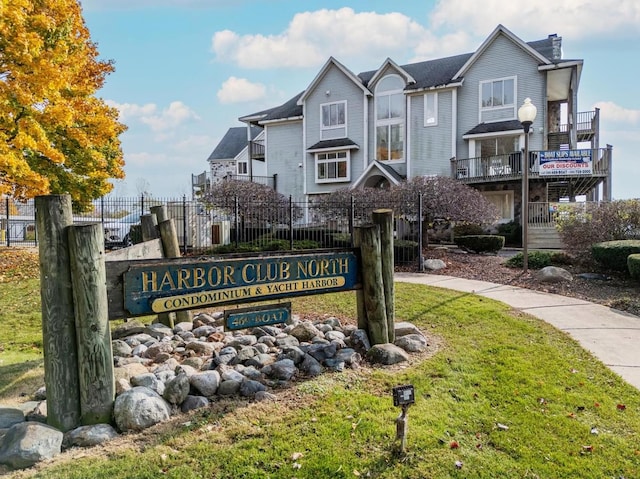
<box><xmin>307</xmin><ymin>138</ymin><xmax>360</xmax><ymax>152</ymax></box>
<box><xmin>239</xmin><ymin>26</ymin><xmax>568</xmax><ymax>122</ymax></box>
<box><xmin>207</xmin><ymin>126</ymin><xmax>262</xmax><ymax>162</ymax></box>
<box><xmin>351</xmin><ymin>160</ymin><xmax>405</xmax><ymax>189</ymax></box>
<box><xmin>463</xmin><ymin>120</ymin><xmax>524</xmax><ymax>136</ymax></box>
<box><xmin>240</xmin><ymin>92</ymin><xmax>304</xmax><ymax>125</ymax></box>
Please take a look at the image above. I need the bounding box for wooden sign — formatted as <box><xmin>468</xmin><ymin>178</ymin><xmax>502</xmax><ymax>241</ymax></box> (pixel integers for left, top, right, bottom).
<box><xmin>225</xmin><ymin>303</ymin><xmax>291</xmax><ymax>331</ymax></box>
<box><xmin>106</xmin><ymin>250</ymin><xmax>360</xmax><ymax>319</ymax></box>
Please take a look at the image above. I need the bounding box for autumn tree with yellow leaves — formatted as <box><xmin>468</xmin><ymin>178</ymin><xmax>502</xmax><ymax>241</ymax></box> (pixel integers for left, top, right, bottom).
<box><xmin>0</xmin><ymin>0</ymin><xmax>126</xmax><ymax>210</ymax></box>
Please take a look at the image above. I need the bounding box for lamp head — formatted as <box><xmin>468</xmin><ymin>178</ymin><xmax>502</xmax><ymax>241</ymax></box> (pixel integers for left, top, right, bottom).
<box><xmin>518</xmin><ymin>97</ymin><xmax>537</xmax><ymax>133</ymax></box>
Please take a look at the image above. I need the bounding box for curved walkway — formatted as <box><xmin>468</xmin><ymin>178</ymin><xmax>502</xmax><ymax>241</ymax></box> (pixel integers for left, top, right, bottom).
<box><xmin>395</xmin><ymin>272</ymin><xmax>640</xmax><ymax>391</ymax></box>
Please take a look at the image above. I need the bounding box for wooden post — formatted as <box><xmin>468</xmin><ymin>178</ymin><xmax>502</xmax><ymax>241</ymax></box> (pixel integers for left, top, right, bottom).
<box><xmin>35</xmin><ymin>195</ymin><xmax>81</xmax><ymax>432</ymax></box>
<box><xmin>68</xmin><ymin>223</ymin><xmax>115</xmax><ymax>425</ymax></box>
<box><xmin>352</xmin><ymin>228</ymin><xmax>368</xmax><ymax>330</ymax></box>
<box><xmin>150</xmin><ymin>205</ymin><xmax>168</xmax><ymax>223</ymax></box>
<box><xmin>158</xmin><ymin>219</ymin><xmax>190</xmax><ymax>325</ymax></box>
<box><xmin>140</xmin><ymin>213</ymin><xmax>159</xmax><ymax>242</ymax></box>
<box><xmin>372</xmin><ymin>209</ymin><xmax>395</xmax><ymax>343</ymax></box>
<box><xmin>356</xmin><ymin>224</ymin><xmax>388</xmax><ymax>345</ymax></box>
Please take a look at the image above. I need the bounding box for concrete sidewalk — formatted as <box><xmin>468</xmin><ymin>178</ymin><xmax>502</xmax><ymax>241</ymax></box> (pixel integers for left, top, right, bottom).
<box><xmin>395</xmin><ymin>272</ymin><xmax>640</xmax><ymax>391</ymax></box>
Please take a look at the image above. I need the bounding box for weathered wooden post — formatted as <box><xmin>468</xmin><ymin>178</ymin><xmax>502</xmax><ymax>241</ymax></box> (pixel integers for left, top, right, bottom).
<box><xmin>356</xmin><ymin>224</ymin><xmax>388</xmax><ymax>345</ymax></box>
<box><xmin>158</xmin><ymin>218</ymin><xmax>191</xmax><ymax>325</ymax></box>
<box><xmin>352</xmin><ymin>228</ymin><xmax>368</xmax><ymax>330</ymax></box>
<box><xmin>140</xmin><ymin>213</ymin><xmax>159</xmax><ymax>242</ymax></box>
<box><xmin>68</xmin><ymin>223</ymin><xmax>115</xmax><ymax>425</ymax></box>
<box><xmin>372</xmin><ymin>209</ymin><xmax>395</xmax><ymax>343</ymax></box>
<box><xmin>35</xmin><ymin>195</ymin><xmax>81</xmax><ymax>431</ymax></box>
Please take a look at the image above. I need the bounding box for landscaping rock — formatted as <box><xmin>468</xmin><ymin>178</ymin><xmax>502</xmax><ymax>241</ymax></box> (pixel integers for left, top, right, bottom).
<box><xmin>63</xmin><ymin>424</ymin><xmax>118</xmax><ymax>448</ymax></box>
<box><xmin>113</xmin><ymin>387</ymin><xmax>171</xmax><ymax>432</ymax></box>
<box><xmin>424</xmin><ymin>258</ymin><xmax>447</xmax><ymax>271</ymax></box>
<box><xmin>536</xmin><ymin>266</ymin><xmax>573</xmax><ymax>283</ymax></box>
<box><xmin>0</xmin><ymin>408</ymin><xmax>24</xmax><ymax>429</ymax></box>
<box><xmin>395</xmin><ymin>333</ymin><xmax>428</xmax><ymax>352</ymax></box>
<box><xmin>366</xmin><ymin>344</ymin><xmax>410</xmax><ymax>365</ymax></box>
<box><xmin>0</xmin><ymin>422</ymin><xmax>62</xmax><ymax>470</ymax></box>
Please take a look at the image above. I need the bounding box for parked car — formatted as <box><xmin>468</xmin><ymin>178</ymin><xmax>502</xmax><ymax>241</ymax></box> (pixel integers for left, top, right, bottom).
<box><xmin>103</xmin><ymin>212</ymin><xmax>140</xmax><ymax>248</ymax></box>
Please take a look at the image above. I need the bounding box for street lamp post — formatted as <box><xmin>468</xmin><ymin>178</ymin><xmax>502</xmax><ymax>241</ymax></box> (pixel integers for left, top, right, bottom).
<box><xmin>518</xmin><ymin>98</ymin><xmax>537</xmax><ymax>273</ymax></box>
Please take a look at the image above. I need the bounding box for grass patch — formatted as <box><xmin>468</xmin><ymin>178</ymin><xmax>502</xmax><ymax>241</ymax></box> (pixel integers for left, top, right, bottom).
<box><xmin>1</xmin><ymin>254</ymin><xmax>640</xmax><ymax>478</ymax></box>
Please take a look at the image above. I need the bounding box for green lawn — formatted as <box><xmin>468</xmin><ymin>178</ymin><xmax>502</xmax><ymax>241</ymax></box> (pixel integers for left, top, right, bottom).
<box><xmin>1</xmin><ymin>279</ymin><xmax>639</xmax><ymax>478</ymax></box>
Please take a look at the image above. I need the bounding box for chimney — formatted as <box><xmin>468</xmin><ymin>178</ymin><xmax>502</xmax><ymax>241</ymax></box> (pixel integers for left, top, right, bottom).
<box><xmin>548</xmin><ymin>33</ymin><xmax>562</xmax><ymax>60</ymax></box>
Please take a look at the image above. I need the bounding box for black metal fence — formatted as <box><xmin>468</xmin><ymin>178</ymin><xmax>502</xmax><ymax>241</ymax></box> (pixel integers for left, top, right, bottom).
<box><xmin>1</xmin><ymin>194</ymin><xmax>427</xmax><ymax>269</ymax></box>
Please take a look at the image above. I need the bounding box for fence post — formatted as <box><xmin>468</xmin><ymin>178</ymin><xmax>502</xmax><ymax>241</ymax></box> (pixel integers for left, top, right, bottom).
<box><xmin>35</xmin><ymin>195</ymin><xmax>81</xmax><ymax>431</ymax></box>
<box><xmin>141</xmin><ymin>194</ymin><xmax>145</xmax><ymax>217</ymax></box>
<box><xmin>68</xmin><ymin>223</ymin><xmax>114</xmax><ymax>425</ymax></box>
<box><xmin>372</xmin><ymin>209</ymin><xmax>395</xmax><ymax>343</ymax></box>
<box><xmin>349</xmin><ymin>195</ymin><xmax>355</xmax><ymax>246</ymax></box>
<box><xmin>234</xmin><ymin>196</ymin><xmax>239</xmax><ymax>248</ymax></box>
<box><xmin>6</xmin><ymin>197</ymin><xmax>10</xmax><ymax>247</ymax></box>
<box><xmin>418</xmin><ymin>193</ymin><xmax>424</xmax><ymax>272</ymax></box>
<box><xmin>273</xmin><ymin>173</ymin><xmax>278</xmax><ymax>192</ymax></box>
<box><xmin>182</xmin><ymin>195</ymin><xmax>188</xmax><ymax>255</ymax></box>
<box><xmin>289</xmin><ymin>196</ymin><xmax>294</xmax><ymax>250</ymax></box>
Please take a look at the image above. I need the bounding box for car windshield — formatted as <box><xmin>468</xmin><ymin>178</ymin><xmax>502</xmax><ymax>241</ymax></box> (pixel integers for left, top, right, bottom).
<box><xmin>119</xmin><ymin>213</ymin><xmax>140</xmax><ymax>223</ymax></box>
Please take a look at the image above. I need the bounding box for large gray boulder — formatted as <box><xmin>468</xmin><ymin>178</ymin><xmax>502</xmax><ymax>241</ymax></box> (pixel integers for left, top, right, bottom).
<box><xmin>113</xmin><ymin>387</ymin><xmax>171</xmax><ymax>432</ymax></box>
<box><xmin>163</xmin><ymin>372</ymin><xmax>190</xmax><ymax>405</ymax></box>
<box><xmin>0</xmin><ymin>408</ymin><xmax>24</xmax><ymax>429</ymax></box>
<box><xmin>63</xmin><ymin>424</ymin><xmax>118</xmax><ymax>448</ymax></box>
<box><xmin>189</xmin><ymin>370</ymin><xmax>221</xmax><ymax>397</ymax></box>
<box><xmin>0</xmin><ymin>422</ymin><xmax>63</xmax><ymax>470</ymax></box>
<box><xmin>366</xmin><ymin>344</ymin><xmax>410</xmax><ymax>365</ymax></box>
<box><xmin>536</xmin><ymin>266</ymin><xmax>573</xmax><ymax>283</ymax></box>
<box><xmin>423</xmin><ymin>258</ymin><xmax>447</xmax><ymax>271</ymax></box>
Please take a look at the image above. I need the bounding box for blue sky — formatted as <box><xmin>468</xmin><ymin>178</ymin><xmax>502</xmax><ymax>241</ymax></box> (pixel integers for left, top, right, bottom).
<box><xmin>79</xmin><ymin>0</ymin><xmax>640</xmax><ymax>199</ymax></box>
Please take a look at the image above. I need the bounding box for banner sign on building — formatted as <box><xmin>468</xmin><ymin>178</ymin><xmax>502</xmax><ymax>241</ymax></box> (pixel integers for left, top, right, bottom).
<box><xmin>539</xmin><ymin>149</ymin><xmax>593</xmax><ymax>176</ymax></box>
<box><xmin>122</xmin><ymin>250</ymin><xmax>359</xmax><ymax>316</ymax></box>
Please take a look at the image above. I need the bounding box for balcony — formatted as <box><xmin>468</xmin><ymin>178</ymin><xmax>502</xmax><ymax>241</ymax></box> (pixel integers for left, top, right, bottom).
<box><xmin>548</xmin><ymin>109</ymin><xmax>599</xmax><ymax>149</ymax></box>
<box><xmin>451</xmin><ymin>147</ymin><xmax>611</xmax><ymax>197</ymax></box>
<box><xmin>250</xmin><ymin>139</ymin><xmax>265</xmax><ymax>160</ymax></box>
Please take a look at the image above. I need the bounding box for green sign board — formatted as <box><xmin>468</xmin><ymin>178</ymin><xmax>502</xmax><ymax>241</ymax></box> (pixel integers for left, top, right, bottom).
<box><xmin>122</xmin><ymin>250</ymin><xmax>359</xmax><ymax>316</ymax></box>
<box><xmin>225</xmin><ymin>303</ymin><xmax>291</xmax><ymax>331</ymax></box>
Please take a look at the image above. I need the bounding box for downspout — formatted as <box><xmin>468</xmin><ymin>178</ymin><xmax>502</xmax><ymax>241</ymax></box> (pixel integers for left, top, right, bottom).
<box><xmin>246</xmin><ymin>123</ymin><xmax>253</xmax><ymax>182</ymax></box>
<box><xmin>363</xmin><ymin>93</ymin><xmax>369</xmax><ymax>171</ymax></box>
<box><xmin>451</xmin><ymin>89</ymin><xmax>458</xmax><ymax>162</ymax></box>
<box><xmin>406</xmin><ymin>93</ymin><xmax>411</xmax><ymax>179</ymax></box>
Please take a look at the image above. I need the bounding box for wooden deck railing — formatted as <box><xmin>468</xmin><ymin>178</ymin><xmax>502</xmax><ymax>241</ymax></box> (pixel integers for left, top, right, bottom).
<box><xmin>451</xmin><ymin>148</ymin><xmax>610</xmax><ymax>183</ymax></box>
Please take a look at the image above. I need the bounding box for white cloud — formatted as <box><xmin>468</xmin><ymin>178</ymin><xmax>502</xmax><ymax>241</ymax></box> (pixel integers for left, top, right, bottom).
<box><xmin>107</xmin><ymin>100</ymin><xmax>199</xmax><ymax>132</ymax></box>
<box><xmin>594</xmin><ymin>101</ymin><xmax>640</xmax><ymax>125</ymax></box>
<box><xmin>429</xmin><ymin>0</ymin><xmax>640</xmax><ymax>39</ymax></box>
<box><xmin>217</xmin><ymin>77</ymin><xmax>267</xmax><ymax>104</ymax></box>
<box><xmin>106</xmin><ymin>100</ymin><xmax>156</xmax><ymax>122</ymax></box>
<box><xmin>212</xmin><ymin>8</ymin><xmax>432</xmax><ymax>69</ymax></box>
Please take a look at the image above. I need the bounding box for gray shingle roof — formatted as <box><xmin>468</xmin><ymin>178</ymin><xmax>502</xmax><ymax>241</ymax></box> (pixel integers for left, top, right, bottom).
<box><xmin>207</xmin><ymin>126</ymin><xmax>262</xmax><ymax>162</ymax></box>
<box><xmin>241</xmin><ymin>35</ymin><xmax>563</xmax><ymax>122</ymax></box>
<box><xmin>464</xmin><ymin>119</ymin><xmax>523</xmax><ymax>136</ymax></box>
<box><xmin>307</xmin><ymin>138</ymin><xmax>360</xmax><ymax>151</ymax></box>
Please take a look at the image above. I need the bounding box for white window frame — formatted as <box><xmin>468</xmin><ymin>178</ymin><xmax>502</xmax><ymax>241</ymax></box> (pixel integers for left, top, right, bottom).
<box><xmin>320</xmin><ymin>100</ymin><xmax>347</xmax><ymax>131</ymax></box>
<box><xmin>481</xmin><ymin>190</ymin><xmax>514</xmax><ymax>223</ymax></box>
<box><xmin>479</xmin><ymin>76</ymin><xmax>516</xmax><ymax>112</ymax></box>
<box><xmin>375</xmin><ymin>74</ymin><xmax>405</xmax><ymax>163</ymax></box>
<box><xmin>315</xmin><ymin>150</ymin><xmax>350</xmax><ymax>183</ymax></box>
<box><xmin>237</xmin><ymin>160</ymin><xmax>248</xmax><ymax>176</ymax></box>
<box><xmin>424</xmin><ymin>92</ymin><xmax>438</xmax><ymax>126</ymax></box>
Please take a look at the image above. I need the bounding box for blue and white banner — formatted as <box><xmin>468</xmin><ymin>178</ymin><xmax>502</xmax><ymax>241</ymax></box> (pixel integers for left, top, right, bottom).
<box><xmin>539</xmin><ymin>150</ymin><xmax>593</xmax><ymax>176</ymax></box>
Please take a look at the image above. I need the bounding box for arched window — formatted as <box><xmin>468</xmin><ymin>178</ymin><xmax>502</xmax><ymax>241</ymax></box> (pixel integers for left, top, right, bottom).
<box><xmin>375</xmin><ymin>75</ymin><xmax>405</xmax><ymax>161</ymax></box>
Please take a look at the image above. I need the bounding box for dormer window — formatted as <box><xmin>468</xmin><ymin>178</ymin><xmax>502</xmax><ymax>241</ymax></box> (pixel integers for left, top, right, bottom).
<box><xmin>375</xmin><ymin>74</ymin><xmax>405</xmax><ymax>162</ymax></box>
